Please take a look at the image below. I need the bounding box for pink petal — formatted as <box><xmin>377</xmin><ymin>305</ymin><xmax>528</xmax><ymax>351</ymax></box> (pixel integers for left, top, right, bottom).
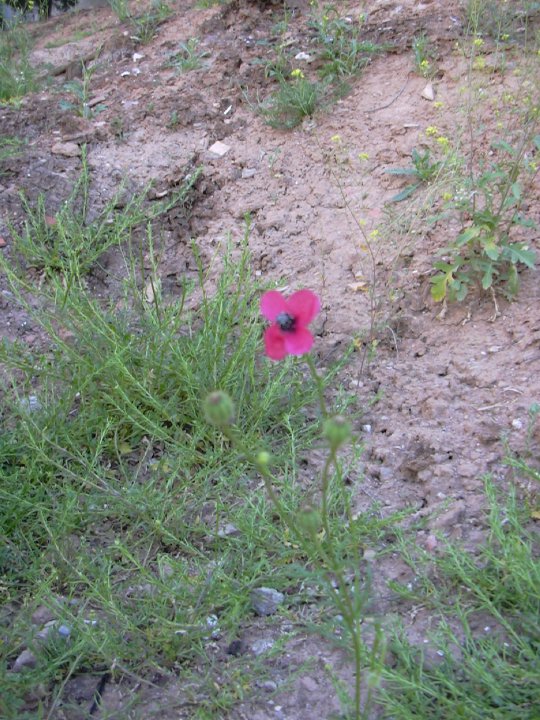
<box><xmin>264</xmin><ymin>325</ymin><xmax>287</xmax><ymax>360</ymax></box>
<box><xmin>284</xmin><ymin>327</ymin><xmax>314</xmax><ymax>356</ymax></box>
<box><xmin>287</xmin><ymin>289</ymin><xmax>320</xmax><ymax>326</ymax></box>
<box><xmin>260</xmin><ymin>291</ymin><xmax>288</xmax><ymax>322</ymax></box>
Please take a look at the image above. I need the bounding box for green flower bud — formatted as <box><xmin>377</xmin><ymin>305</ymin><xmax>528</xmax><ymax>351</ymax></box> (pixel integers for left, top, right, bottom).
<box><xmin>203</xmin><ymin>391</ymin><xmax>235</xmax><ymax>427</ymax></box>
<box><xmin>323</xmin><ymin>415</ymin><xmax>351</xmax><ymax>451</ymax></box>
<box><xmin>256</xmin><ymin>451</ymin><xmax>272</xmax><ymax>469</ymax></box>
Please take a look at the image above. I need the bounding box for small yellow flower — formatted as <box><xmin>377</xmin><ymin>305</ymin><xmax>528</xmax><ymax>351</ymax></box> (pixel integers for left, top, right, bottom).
<box><xmin>291</xmin><ymin>68</ymin><xmax>305</xmax><ymax>79</ymax></box>
<box><xmin>369</xmin><ymin>229</ymin><xmax>380</xmax><ymax>239</ymax></box>
<box><xmin>425</xmin><ymin>125</ymin><xmax>439</xmax><ymax>137</ymax></box>
<box><xmin>473</xmin><ymin>37</ymin><xmax>484</xmax><ymax>48</ymax></box>
<box><xmin>442</xmin><ymin>192</ymin><xmax>453</xmax><ymax>202</ymax></box>
<box><xmin>436</xmin><ymin>136</ymin><xmax>450</xmax><ymax>151</ymax></box>
<box><xmin>358</xmin><ymin>152</ymin><xmax>369</xmax><ymax>161</ymax></box>
<box><xmin>357</xmin><ymin>218</ymin><xmax>367</xmax><ymax>226</ymax></box>
<box><xmin>330</xmin><ymin>134</ymin><xmax>342</xmax><ymax>143</ymax></box>
<box><xmin>433</xmin><ymin>101</ymin><xmax>444</xmax><ymax>109</ymax></box>
<box><xmin>501</xmin><ymin>33</ymin><xmax>510</xmax><ymax>41</ymax></box>
<box><xmin>473</xmin><ymin>56</ymin><xmax>486</xmax><ymax>70</ymax></box>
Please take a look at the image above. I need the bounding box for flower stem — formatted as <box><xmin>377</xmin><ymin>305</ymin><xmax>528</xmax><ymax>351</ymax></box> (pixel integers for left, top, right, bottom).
<box><xmin>305</xmin><ymin>353</ymin><xmax>328</xmax><ymax>418</ymax></box>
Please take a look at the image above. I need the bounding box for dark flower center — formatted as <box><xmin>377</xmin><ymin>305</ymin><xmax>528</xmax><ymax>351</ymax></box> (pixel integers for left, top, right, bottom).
<box><xmin>276</xmin><ymin>312</ymin><xmax>296</xmax><ymax>332</ymax></box>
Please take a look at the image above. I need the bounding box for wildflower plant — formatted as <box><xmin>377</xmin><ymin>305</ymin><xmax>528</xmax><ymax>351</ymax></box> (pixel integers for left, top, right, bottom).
<box><xmin>204</xmin><ymin>287</ymin><xmax>386</xmax><ymax>719</ymax></box>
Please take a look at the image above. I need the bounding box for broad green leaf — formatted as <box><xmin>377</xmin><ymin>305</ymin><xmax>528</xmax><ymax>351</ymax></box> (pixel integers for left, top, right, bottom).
<box><xmin>456</xmin><ymin>226</ymin><xmax>481</xmax><ymax>246</ymax></box>
<box><xmin>483</xmin><ymin>239</ymin><xmax>500</xmax><ymax>261</ymax></box>
<box><xmin>385</xmin><ymin>168</ymin><xmax>418</xmax><ymax>176</ymax></box>
<box><xmin>491</xmin><ymin>139</ymin><xmax>515</xmax><ymax>155</ymax></box>
<box><xmin>507</xmin><ymin>263</ymin><xmax>519</xmax><ymax>296</ymax></box>
<box><xmin>507</xmin><ymin>244</ymin><xmax>536</xmax><ymax>268</ymax></box>
<box><xmin>482</xmin><ymin>265</ymin><xmax>494</xmax><ymax>290</ymax></box>
<box><xmin>510</xmin><ymin>182</ymin><xmax>522</xmax><ymax>201</ymax></box>
<box><xmin>455</xmin><ymin>281</ymin><xmax>468</xmax><ymax>301</ymax></box>
<box><xmin>389</xmin><ymin>183</ymin><xmax>420</xmax><ymax>202</ymax></box>
<box><xmin>430</xmin><ymin>273</ymin><xmax>448</xmax><ymax>302</ymax></box>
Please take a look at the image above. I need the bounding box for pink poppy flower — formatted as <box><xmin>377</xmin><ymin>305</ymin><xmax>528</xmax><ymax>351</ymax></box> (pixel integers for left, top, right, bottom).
<box><xmin>260</xmin><ymin>289</ymin><xmax>320</xmax><ymax>360</ymax></box>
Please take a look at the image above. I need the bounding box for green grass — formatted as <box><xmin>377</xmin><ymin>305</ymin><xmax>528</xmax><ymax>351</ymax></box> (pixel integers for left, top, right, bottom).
<box><xmin>0</xmin><ymin>136</ymin><xmax>25</xmax><ymax>171</ymax></box>
<box><xmin>380</xmin><ymin>478</ymin><xmax>540</xmax><ymax>719</ymax></box>
<box><xmin>0</xmin><ymin>181</ymin><xmax>360</xmax><ymax>715</ymax></box>
<box><xmin>0</xmin><ymin>22</ymin><xmax>36</xmax><ymax>102</ymax></box>
<box><xmin>8</xmin><ymin>148</ymin><xmax>200</xmax><ymax>284</ymax></box>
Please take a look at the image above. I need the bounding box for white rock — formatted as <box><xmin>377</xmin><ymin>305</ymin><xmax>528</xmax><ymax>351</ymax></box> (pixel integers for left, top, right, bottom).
<box><xmin>421</xmin><ymin>82</ymin><xmax>435</xmax><ymax>101</ymax></box>
<box><xmin>208</xmin><ymin>141</ymin><xmax>230</xmax><ymax>157</ymax></box>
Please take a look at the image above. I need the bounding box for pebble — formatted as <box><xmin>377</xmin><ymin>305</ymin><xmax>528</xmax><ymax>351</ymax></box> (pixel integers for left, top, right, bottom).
<box><xmin>31</xmin><ymin>605</ymin><xmax>56</xmax><ymax>626</ymax></box>
<box><xmin>208</xmin><ymin>141</ymin><xmax>230</xmax><ymax>157</ymax></box>
<box><xmin>260</xmin><ymin>680</ymin><xmax>278</xmax><ymax>693</ymax></box>
<box><xmin>250</xmin><ymin>587</ymin><xmax>284</xmax><ymax>616</ymax></box>
<box><xmin>51</xmin><ymin>141</ymin><xmax>81</xmax><ymax>157</ymax></box>
<box><xmin>431</xmin><ymin>500</ymin><xmax>466</xmax><ymax>531</ymax></box>
<box><xmin>217</xmin><ymin>523</ymin><xmax>240</xmax><ymax>537</ymax></box>
<box><xmin>251</xmin><ymin>638</ymin><xmax>274</xmax><ymax>656</ymax></box>
<box><xmin>20</xmin><ymin>395</ymin><xmax>41</xmax><ymax>413</ymax></box>
<box><xmin>421</xmin><ymin>82</ymin><xmax>435</xmax><ymax>101</ymax></box>
<box><xmin>241</xmin><ymin>168</ymin><xmax>257</xmax><ymax>179</ymax></box>
<box><xmin>12</xmin><ymin>649</ymin><xmax>37</xmax><ymax>673</ymax></box>
<box><xmin>300</xmin><ymin>676</ymin><xmax>318</xmax><ymax>692</ymax></box>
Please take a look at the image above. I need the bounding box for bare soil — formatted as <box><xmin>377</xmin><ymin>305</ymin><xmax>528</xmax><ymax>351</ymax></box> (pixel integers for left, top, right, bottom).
<box><xmin>1</xmin><ymin>0</ymin><xmax>539</xmax><ymax>717</ymax></box>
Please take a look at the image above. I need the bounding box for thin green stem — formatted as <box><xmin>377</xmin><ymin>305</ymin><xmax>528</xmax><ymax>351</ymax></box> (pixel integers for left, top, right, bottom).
<box><xmin>305</xmin><ymin>353</ymin><xmax>328</xmax><ymax>418</ymax></box>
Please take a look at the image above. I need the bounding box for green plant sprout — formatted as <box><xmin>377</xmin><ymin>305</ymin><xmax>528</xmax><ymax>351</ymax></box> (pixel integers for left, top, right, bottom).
<box><xmin>412</xmin><ymin>33</ymin><xmax>437</xmax><ymax>78</ymax></box>
<box><xmin>430</xmin><ymin>132</ymin><xmax>539</xmax><ymax>304</ymax></box>
<box><xmin>386</xmin><ymin>148</ymin><xmax>443</xmax><ymax>201</ymax></box>
<box><xmin>311</xmin><ymin>6</ymin><xmax>381</xmax><ymax>81</ymax></box>
<box><xmin>169</xmin><ymin>37</ymin><xmax>208</xmax><ymax>73</ymax></box>
<box><xmin>59</xmin><ymin>64</ymin><xmax>106</xmax><ymax>119</ymax></box>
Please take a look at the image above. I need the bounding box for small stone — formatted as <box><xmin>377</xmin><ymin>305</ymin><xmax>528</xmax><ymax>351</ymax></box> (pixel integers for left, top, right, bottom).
<box><xmin>0</xmin><ymin>237</ymin><xmax>7</xmax><ymax>248</ymax></box>
<box><xmin>251</xmin><ymin>638</ymin><xmax>274</xmax><ymax>656</ymax></box>
<box><xmin>362</xmin><ymin>424</ymin><xmax>372</xmax><ymax>434</ymax></box>
<box><xmin>13</xmin><ymin>649</ymin><xmax>37</xmax><ymax>673</ymax></box>
<box><xmin>132</xmin><ymin>52</ymin><xmax>144</xmax><ymax>62</ymax></box>
<box><xmin>20</xmin><ymin>395</ymin><xmax>41</xmax><ymax>413</ymax></box>
<box><xmin>421</xmin><ymin>82</ymin><xmax>435</xmax><ymax>101</ymax></box>
<box><xmin>431</xmin><ymin>500</ymin><xmax>466</xmax><ymax>531</ymax></box>
<box><xmin>31</xmin><ymin>605</ymin><xmax>56</xmax><ymax>626</ymax></box>
<box><xmin>295</xmin><ymin>52</ymin><xmax>312</xmax><ymax>61</ymax></box>
<box><xmin>250</xmin><ymin>587</ymin><xmax>284</xmax><ymax>616</ymax></box>
<box><xmin>241</xmin><ymin>168</ymin><xmax>256</xmax><ymax>179</ymax></box>
<box><xmin>260</xmin><ymin>680</ymin><xmax>277</xmax><ymax>693</ymax></box>
<box><xmin>300</xmin><ymin>676</ymin><xmax>318</xmax><ymax>692</ymax></box>
<box><xmin>208</xmin><ymin>141</ymin><xmax>230</xmax><ymax>157</ymax></box>
<box><xmin>217</xmin><ymin>523</ymin><xmax>240</xmax><ymax>538</ymax></box>
<box><xmin>512</xmin><ymin>418</ymin><xmax>523</xmax><ymax>430</ymax></box>
<box><xmin>51</xmin><ymin>142</ymin><xmax>81</xmax><ymax>157</ymax></box>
